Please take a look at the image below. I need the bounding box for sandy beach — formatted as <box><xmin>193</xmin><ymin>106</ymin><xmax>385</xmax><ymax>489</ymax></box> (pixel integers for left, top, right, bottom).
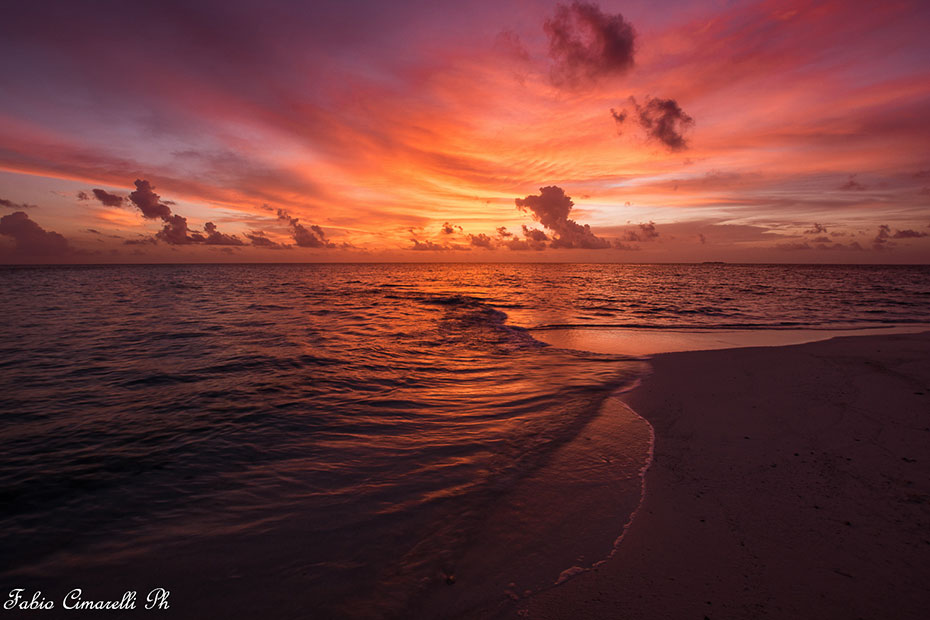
<box><xmin>512</xmin><ymin>331</ymin><xmax>930</xmax><ymax>620</ymax></box>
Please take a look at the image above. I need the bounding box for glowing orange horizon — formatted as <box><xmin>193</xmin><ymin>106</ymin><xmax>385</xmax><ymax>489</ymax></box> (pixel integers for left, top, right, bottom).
<box><xmin>1</xmin><ymin>0</ymin><xmax>929</xmax><ymax>263</ymax></box>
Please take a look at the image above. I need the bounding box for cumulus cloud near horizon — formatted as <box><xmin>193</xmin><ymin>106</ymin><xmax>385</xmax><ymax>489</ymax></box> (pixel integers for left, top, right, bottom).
<box><xmin>245</xmin><ymin>231</ymin><xmax>289</xmax><ymax>249</ymax></box>
<box><xmin>870</xmin><ymin>224</ymin><xmax>929</xmax><ymax>249</ymax></box>
<box><xmin>407</xmin><ymin>186</ymin><xmax>620</xmax><ymax>252</ymax></box>
<box><xmin>276</xmin><ymin>209</ymin><xmax>337</xmax><ymax>248</ymax></box>
<box><xmin>515</xmin><ymin>186</ymin><xmax>611</xmax><ymax>249</ymax></box>
<box><xmin>623</xmin><ymin>221</ymin><xmax>659</xmax><ymax>242</ymax></box>
<box><xmin>0</xmin><ymin>211</ymin><xmax>74</xmax><ymax>260</ymax></box>
<box><xmin>124</xmin><ymin>179</ymin><xmax>243</xmax><ymax>246</ymax></box>
<box><xmin>804</xmin><ymin>223</ymin><xmax>828</xmax><ymax>235</ymax></box>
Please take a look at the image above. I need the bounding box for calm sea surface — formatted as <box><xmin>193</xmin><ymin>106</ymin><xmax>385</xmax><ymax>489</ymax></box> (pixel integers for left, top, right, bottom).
<box><xmin>2</xmin><ymin>264</ymin><xmax>929</xmax><ymax>617</ymax></box>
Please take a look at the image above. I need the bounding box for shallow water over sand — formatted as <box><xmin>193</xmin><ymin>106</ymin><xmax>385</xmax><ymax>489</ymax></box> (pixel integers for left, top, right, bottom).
<box><xmin>534</xmin><ymin>324</ymin><xmax>930</xmax><ymax>355</ymax></box>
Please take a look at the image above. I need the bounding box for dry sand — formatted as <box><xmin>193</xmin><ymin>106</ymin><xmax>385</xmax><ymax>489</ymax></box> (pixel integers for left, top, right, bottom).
<box><xmin>510</xmin><ymin>331</ymin><xmax>930</xmax><ymax>620</ymax></box>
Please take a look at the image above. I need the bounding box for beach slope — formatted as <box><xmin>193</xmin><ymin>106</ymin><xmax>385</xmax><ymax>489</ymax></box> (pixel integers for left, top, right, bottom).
<box><xmin>518</xmin><ymin>331</ymin><xmax>930</xmax><ymax>620</ymax></box>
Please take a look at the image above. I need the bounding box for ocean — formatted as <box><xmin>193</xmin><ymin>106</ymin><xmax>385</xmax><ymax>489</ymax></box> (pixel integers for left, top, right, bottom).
<box><xmin>2</xmin><ymin>263</ymin><xmax>929</xmax><ymax>618</ymax></box>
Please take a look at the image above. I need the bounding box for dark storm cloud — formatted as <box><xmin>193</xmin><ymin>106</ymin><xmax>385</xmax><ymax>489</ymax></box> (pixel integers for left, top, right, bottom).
<box><xmin>623</xmin><ymin>221</ymin><xmax>659</xmax><ymax>242</ymax></box>
<box><xmin>76</xmin><ymin>191</ymin><xmax>90</xmax><ymax>201</ymax></box>
<box><xmin>0</xmin><ymin>197</ymin><xmax>37</xmax><ymax>210</ymax></box>
<box><xmin>628</xmin><ymin>96</ymin><xmax>694</xmax><ymax>151</ymax></box>
<box><xmin>0</xmin><ymin>211</ymin><xmax>71</xmax><ymax>259</ymax></box>
<box><xmin>441</xmin><ymin>222</ymin><xmax>462</xmax><ymax>235</ymax></box>
<box><xmin>245</xmin><ymin>231</ymin><xmax>289</xmax><ymax>249</ymax></box>
<box><xmin>544</xmin><ymin>2</ymin><xmax>636</xmax><ymax>88</ymax></box>
<box><xmin>91</xmin><ymin>188</ymin><xmax>124</xmax><ymax>207</ymax></box>
<box><xmin>128</xmin><ymin>179</ymin><xmax>172</xmax><ymax>220</ymax></box>
<box><xmin>804</xmin><ymin>223</ymin><xmax>828</xmax><ymax>234</ymax></box>
<box><xmin>276</xmin><ymin>209</ymin><xmax>335</xmax><ymax>248</ymax></box>
<box><xmin>515</xmin><ymin>186</ymin><xmax>610</xmax><ymax>249</ymax></box>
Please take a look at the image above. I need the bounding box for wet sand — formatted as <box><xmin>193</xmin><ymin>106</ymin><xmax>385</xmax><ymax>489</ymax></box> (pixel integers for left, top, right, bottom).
<box><xmin>512</xmin><ymin>331</ymin><xmax>930</xmax><ymax>619</ymax></box>
<box><xmin>532</xmin><ymin>324</ymin><xmax>930</xmax><ymax>356</ymax></box>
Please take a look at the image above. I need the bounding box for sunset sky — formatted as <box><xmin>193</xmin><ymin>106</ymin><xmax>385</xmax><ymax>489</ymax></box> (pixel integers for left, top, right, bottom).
<box><xmin>1</xmin><ymin>0</ymin><xmax>929</xmax><ymax>263</ymax></box>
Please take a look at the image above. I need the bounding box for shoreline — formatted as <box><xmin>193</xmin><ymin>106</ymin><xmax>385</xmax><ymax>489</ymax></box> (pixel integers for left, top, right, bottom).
<box><xmin>507</xmin><ymin>331</ymin><xmax>930</xmax><ymax>619</ymax></box>
<box><xmin>407</xmin><ymin>387</ymin><xmax>653</xmax><ymax>619</ymax></box>
<box><xmin>532</xmin><ymin>324</ymin><xmax>930</xmax><ymax>356</ymax></box>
